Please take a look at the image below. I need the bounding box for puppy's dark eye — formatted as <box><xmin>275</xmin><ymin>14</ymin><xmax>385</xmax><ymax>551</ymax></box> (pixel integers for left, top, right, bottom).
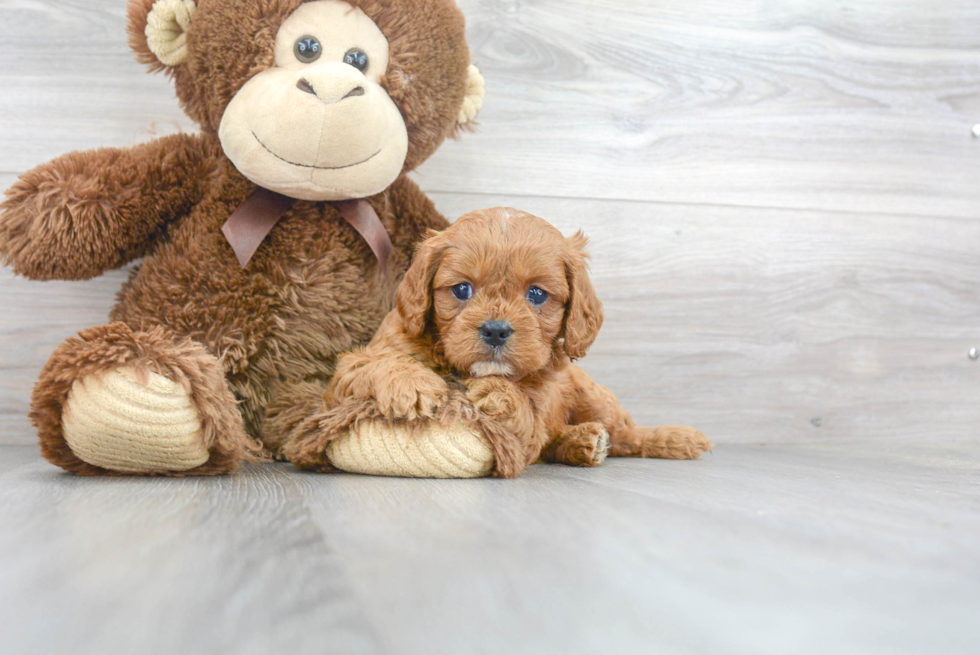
<box><xmin>344</xmin><ymin>48</ymin><xmax>369</xmax><ymax>72</ymax></box>
<box><xmin>294</xmin><ymin>36</ymin><xmax>322</xmax><ymax>63</ymax></box>
<box><xmin>451</xmin><ymin>282</ymin><xmax>473</xmax><ymax>301</ymax></box>
<box><xmin>527</xmin><ymin>286</ymin><xmax>549</xmax><ymax>306</ymax></box>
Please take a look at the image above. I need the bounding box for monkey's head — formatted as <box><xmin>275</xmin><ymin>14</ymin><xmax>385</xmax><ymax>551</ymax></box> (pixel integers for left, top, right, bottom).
<box><xmin>128</xmin><ymin>0</ymin><xmax>484</xmax><ymax>200</ymax></box>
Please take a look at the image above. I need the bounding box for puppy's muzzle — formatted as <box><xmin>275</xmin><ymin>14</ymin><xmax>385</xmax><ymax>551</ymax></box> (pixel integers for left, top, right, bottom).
<box><xmin>479</xmin><ymin>320</ymin><xmax>513</xmax><ymax>348</ymax></box>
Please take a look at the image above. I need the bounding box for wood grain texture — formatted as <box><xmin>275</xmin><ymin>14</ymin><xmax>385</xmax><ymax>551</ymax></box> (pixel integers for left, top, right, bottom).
<box><xmin>1</xmin><ymin>442</ymin><xmax>978</xmax><ymax>655</ymax></box>
<box><xmin>0</xmin><ymin>0</ymin><xmax>196</xmax><ymax>167</ymax></box>
<box><xmin>1</xmin><ymin>1</ymin><xmax>979</xmax><ymax>216</ymax></box>
<box><xmin>0</xmin><ymin>447</ymin><xmax>380</xmax><ymax>655</ymax></box>
<box><xmin>421</xmin><ymin>0</ymin><xmax>980</xmax><ymax>217</ymax></box>
<box><xmin>1</xmin><ymin>2</ymin><xmax>979</xmax><ymax>447</ymax></box>
<box><xmin>0</xmin><ymin>0</ymin><xmax>980</xmax><ymax>217</ymax></box>
<box><xmin>5</xmin><ymin>181</ymin><xmax>976</xmax><ymax>445</ymax></box>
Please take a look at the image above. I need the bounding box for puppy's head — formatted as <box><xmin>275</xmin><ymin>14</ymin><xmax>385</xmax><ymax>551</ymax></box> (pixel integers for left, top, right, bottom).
<box><xmin>396</xmin><ymin>208</ymin><xmax>604</xmax><ymax>378</ymax></box>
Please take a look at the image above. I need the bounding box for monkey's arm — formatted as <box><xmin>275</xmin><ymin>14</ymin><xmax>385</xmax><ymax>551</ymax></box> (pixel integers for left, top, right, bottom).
<box><xmin>0</xmin><ymin>133</ymin><xmax>214</xmax><ymax>280</ymax></box>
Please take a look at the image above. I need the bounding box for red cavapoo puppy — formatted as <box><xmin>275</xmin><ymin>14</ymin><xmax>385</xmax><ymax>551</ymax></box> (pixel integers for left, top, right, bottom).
<box><xmin>288</xmin><ymin>207</ymin><xmax>711</xmax><ymax>477</ymax></box>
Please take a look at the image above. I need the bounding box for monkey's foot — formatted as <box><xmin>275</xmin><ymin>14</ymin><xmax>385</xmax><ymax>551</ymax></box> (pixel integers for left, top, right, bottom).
<box><xmin>281</xmin><ymin>393</ymin><xmax>529</xmax><ymax>478</ymax></box>
<box><xmin>62</xmin><ymin>366</ymin><xmax>209</xmax><ymax>473</ymax></box>
<box><xmin>32</xmin><ymin>322</ymin><xmax>250</xmax><ymax>476</ymax></box>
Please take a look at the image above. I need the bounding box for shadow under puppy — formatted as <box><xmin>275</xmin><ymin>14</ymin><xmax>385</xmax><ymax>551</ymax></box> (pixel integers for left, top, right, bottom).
<box><xmin>285</xmin><ymin>207</ymin><xmax>712</xmax><ymax>477</ymax></box>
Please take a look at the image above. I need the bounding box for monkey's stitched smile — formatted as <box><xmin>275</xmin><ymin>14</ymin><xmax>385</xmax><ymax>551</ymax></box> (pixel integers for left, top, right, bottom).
<box><xmin>251</xmin><ymin>131</ymin><xmax>382</xmax><ymax>170</ymax></box>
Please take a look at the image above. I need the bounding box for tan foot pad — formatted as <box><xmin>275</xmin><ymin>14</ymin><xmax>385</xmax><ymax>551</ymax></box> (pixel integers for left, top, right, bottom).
<box><xmin>326</xmin><ymin>420</ymin><xmax>494</xmax><ymax>478</ymax></box>
<box><xmin>62</xmin><ymin>366</ymin><xmax>208</xmax><ymax>474</ymax></box>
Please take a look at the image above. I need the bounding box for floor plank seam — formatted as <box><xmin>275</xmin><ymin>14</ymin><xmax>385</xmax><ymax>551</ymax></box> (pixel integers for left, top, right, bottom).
<box><xmin>423</xmin><ymin>187</ymin><xmax>980</xmax><ymax>223</ymax></box>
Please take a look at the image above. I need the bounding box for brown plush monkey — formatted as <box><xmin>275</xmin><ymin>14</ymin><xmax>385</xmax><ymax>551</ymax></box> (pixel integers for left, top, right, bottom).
<box><xmin>0</xmin><ymin>0</ymin><xmax>486</xmax><ymax>475</ymax></box>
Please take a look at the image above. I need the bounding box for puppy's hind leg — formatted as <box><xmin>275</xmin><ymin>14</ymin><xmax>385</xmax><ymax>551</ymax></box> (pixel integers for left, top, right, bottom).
<box><xmin>618</xmin><ymin>425</ymin><xmax>713</xmax><ymax>460</ymax></box>
<box><xmin>566</xmin><ymin>365</ymin><xmax>713</xmax><ymax>460</ymax></box>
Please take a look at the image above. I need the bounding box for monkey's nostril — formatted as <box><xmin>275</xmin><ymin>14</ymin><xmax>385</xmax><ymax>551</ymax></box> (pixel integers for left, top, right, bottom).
<box><xmin>343</xmin><ymin>86</ymin><xmax>366</xmax><ymax>100</ymax></box>
<box><xmin>296</xmin><ymin>78</ymin><xmax>316</xmax><ymax>95</ymax></box>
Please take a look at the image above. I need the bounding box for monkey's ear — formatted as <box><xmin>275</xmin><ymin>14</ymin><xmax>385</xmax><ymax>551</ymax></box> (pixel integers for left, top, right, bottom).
<box><xmin>129</xmin><ymin>0</ymin><xmax>197</xmax><ymax>71</ymax></box>
<box><xmin>456</xmin><ymin>65</ymin><xmax>486</xmax><ymax>127</ymax></box>
<box><xmin>396</xmin><ymin>232</ymin><xmax>447</xmax><ymax>338</ymax></box>
<box><xmin>560</xmin><ymin>231</ymin><xmax>604</xmax><ymax>360</ymax></box>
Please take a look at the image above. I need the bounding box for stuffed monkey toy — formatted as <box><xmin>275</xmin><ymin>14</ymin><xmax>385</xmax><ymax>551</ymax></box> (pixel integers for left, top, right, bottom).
<box><xmin>0</xmin><ymin>0</ymin><xmax>491</xmax><ymax>476</ymax></box>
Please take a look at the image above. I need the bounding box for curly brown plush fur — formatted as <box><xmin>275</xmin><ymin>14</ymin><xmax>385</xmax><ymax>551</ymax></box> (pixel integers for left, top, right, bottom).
<box><xmin>0</xmin><ymin>0</ymin><xmax>479</xmax><ymax>475</ymax></box>
<box><xmin>287</xmin><ymin>208</ymin><xmax>713</xmax><ymax>478</ymax></box>
<box><xmin>127</xmin><ymin>0</ymin><xmax>471</xmax><ymax>169</ymax></box>
<box><xmin>31</xmin><ymin>323</ymin><xmax>255</xmax><ymax>476</ymax></box>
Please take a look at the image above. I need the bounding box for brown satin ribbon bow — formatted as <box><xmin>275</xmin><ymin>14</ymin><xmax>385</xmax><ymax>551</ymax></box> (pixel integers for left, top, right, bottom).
<box><xmin>220</xmin><ymin>187</ymin><xmax>393</xmax><ymax>272</ymax></box>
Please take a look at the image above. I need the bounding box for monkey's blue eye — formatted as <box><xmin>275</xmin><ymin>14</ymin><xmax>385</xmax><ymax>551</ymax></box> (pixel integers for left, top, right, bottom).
<box><xmin>344</xmin><ymin>48</ymin><xmax>369</xmax><ymax>72</ymax></box>
<box><xmin>527</xmin><ymin>286</ymin><xmax>548</xmax><ymax>306</ymax></box>
<box><xmin>294</xmin><ymin>36</ymin><xmax>322</xmax><ymax>63</ymax></box>
<box><xmin>451</xmin><ymin>283</ymin><xmax>473</xmax><ymax>301</ymax></box>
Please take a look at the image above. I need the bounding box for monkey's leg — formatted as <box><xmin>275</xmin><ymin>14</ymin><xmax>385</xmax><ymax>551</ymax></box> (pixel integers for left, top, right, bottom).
<box><xmin>565</xmin><ymin>365</ymin><xmax>713</xmax><ymax>460</ymax></box>
<box><xmin>265</xmin><ymin>380</ymin><xmax>341</xmax><ymax>471</ymax></box>
<box><xmin>273</xmin><ymin>381</ymin><xmax>499</xmax><ymax>479</ymax></box>
<box><xmin>31</xmin><ymin>322</ymin><xmax>251</xmax><ymax>475</ymax></box>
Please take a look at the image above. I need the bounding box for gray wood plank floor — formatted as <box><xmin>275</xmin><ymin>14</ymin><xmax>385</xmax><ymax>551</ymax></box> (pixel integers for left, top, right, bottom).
<box><xmin>1</xmin><ymin>442</ymin><xmax>978</xmax><ymax>655</ymax></box>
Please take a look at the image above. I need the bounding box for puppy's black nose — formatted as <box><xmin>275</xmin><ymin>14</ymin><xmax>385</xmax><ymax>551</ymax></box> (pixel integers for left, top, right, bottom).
<box><xmin>480</xmin><ymin>321</ymin><xmax>513</xmax><ymax>347</ymax></box>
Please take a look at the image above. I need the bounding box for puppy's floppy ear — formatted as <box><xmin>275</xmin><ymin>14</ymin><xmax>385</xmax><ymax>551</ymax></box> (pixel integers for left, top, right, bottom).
<box><xmin>396</xmin><ymin>230</ymin><xmax>446</xmax><ymax>338</ymax></box>
<box><xmin>561</xmin><ymin>231</ymin><xmax>604</xmax><ymax>360</ymax></box>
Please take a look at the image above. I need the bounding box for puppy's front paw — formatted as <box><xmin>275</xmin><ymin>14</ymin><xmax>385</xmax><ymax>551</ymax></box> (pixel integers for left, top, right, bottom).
<box><xmin>374</xmin><ymin>370</ymin><xmax>449</xmax><ymax>420</ymax></box>
<box><xmin>465</xmin><ymin>377</ymin><xmax>534</xmax><ymax>438</ymax></box>
<box><xmin>465</xmin><ymin>377</ymin><xmax>528</xmax><ymax>416</ymax></box>
<box><xmin>549</xmin><ymin>422</ymin><xmax>610</xmax><ymax>467</ymax></box>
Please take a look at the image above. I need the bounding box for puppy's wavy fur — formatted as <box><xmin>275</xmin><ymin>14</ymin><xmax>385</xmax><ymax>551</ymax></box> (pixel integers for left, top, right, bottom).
<box><xmin>289</xmin><ymin>208</ymin><xmax>712</xmax><ymax>477</ymax></box>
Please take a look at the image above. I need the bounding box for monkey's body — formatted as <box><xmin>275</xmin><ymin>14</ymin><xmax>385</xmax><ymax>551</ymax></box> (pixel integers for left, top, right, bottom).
<box><xmin>0</xmin><ymin>0</ymin><xmax>485</xmax><ymax>475</ymax></box>
<box><xmin>105</xmin><ymin>139</ymin><xmax>447</xmax><ymax>446</ymax></box>
<box><xmin>8</xmin><ymin>130</ymin><xmax>447</xmax><ymax>474</ymax></box>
